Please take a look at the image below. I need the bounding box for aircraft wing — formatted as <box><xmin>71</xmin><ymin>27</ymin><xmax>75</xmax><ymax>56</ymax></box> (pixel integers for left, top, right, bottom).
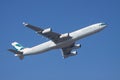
<box><xmin>23</xmin><ymin>22</ymin><xmax>61</xmax><ymax>43</ymax></box>
<box><xmin>62</xmin><ymin>47</ymin><xmax>72</xmax><ymax>58</ymax></box>
<box><xmin>61</xmin><ymin>43</ymin><xmax>77</xmax><ymax>58</ymax></box>
<box><xmin>23</xmin><ymin>22</ymin><xmax>71</xmax><ymax>43</ymax></box>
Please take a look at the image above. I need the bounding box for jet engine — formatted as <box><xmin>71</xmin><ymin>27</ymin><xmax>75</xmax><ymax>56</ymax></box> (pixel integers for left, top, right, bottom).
<box><xmin>72</xmin><ymin>44</ymin><xmax>81</xmax><ymax>50</ymax></box>
<box><xmin>70</xmin><ymin>51</ymin><xmax>77</xmax><ymax>55</ymax></box>
<box><xmin>64</xmin><ymin>51</ymin><xmax>77</xmax><ymax>58</ymax></box>
<box><xmin>60</xmin><ymin>33</ymin><xmax>69</xmax><ymax>38</ymax></box>
<box><xmin>42</xmin><ymin>28</ymin><xmax>52</xmax><ymax>34</ymax></box>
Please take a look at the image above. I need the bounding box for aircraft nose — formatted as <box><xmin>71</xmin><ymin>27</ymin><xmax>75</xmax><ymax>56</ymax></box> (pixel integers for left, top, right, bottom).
<box><xmin>100</xmin><ymin>23</ymin><xmax>107</xmax><ymax>29</ymax></box>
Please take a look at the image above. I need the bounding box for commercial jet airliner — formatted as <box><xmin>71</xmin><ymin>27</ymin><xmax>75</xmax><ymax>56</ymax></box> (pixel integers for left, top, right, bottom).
<box><xmin>8</xmin><ymin>22</ymin><xmax>107</xmax><ymax>60</ymax></box>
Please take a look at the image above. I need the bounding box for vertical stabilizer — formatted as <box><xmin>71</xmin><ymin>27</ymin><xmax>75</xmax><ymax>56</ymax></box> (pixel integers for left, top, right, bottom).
<box><xmin>12</xmin><ymin>42</ymin><xmax>24</xmax><ymax>51</ymax></box>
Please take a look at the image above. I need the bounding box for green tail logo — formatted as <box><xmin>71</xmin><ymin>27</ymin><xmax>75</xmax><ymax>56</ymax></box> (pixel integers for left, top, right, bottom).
<box><xmin>12</xmin><ymin>42</ymin><xmax>24</xmax><ymax>51</ymax></box>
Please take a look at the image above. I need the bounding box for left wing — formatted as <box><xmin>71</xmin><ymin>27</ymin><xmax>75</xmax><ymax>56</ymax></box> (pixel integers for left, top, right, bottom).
<box><xmin>23</xmin><ymin>22</ymin><xmax>71</xmax><ymax>43</ymax></box>
<box><xmin>23</xmin><ymin>22</ymin><xmax>60</xmax><ymax>43</ymax></box>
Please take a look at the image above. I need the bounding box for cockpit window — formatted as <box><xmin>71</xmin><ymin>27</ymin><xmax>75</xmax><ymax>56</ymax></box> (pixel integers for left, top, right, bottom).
<box><xmin>101</xmin><ymin>23</ymin><xmax>106</xmax><ymax>26</ymax></box>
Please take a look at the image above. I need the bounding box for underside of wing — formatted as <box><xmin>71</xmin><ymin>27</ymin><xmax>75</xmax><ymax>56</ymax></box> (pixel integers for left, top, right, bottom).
<box><xmin>61</xmin><ymin>43</ymin><xmax>78</xmax><ymax>58</ymax></box>
<box><xmin>62</xmin><ymin>48</ymin><xmax>78</xmax><ymax>58</ymax></box>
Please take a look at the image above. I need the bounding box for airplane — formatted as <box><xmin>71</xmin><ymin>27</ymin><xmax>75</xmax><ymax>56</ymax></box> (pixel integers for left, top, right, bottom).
<box><xmin>8</xmin><ymin>22</ymin><xmax>107</xmax><ymax>60</ymax></box>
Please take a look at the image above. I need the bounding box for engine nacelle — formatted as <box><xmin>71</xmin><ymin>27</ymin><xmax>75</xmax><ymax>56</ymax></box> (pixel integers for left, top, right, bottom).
<box><xmin>42</xmin><ymin>28</ymin><xmax>52</xmax><ymax>34</ymax></box>
<box><xmin>60</xmin><ymin>33</ymin><xmax>69</xmax><ymax>38</ymax></box>
<box><xmin>72</xmin><ymin>44</ymin><xmax>81</xmax><ymax>50</ymax></box>
<box><xmin>71</xmin><ymin>51</ymin><xmax>77</xmax><ymax>55</ymax></box>
<box><xmin>64</xmin><ymin>51</ymin><xmax>77</xmax><ymax>58</ymax></box>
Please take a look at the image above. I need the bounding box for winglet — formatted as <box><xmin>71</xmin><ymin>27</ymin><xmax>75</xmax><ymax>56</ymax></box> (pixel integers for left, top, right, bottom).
<box><xmin>23</xmin><ymin>22</ymin><xmax>28</xmax><ymax>26</ymax></box>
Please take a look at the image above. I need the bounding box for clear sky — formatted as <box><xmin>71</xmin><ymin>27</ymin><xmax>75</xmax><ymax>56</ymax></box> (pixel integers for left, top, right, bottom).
<box><xmin>0</xmin><ymin>0</ymin><xmax>120</xmax><ymax>80</ymax></box>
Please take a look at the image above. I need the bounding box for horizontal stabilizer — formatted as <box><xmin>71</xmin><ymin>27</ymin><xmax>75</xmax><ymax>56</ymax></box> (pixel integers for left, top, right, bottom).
<box><xmin>8</xmin><ymin>49</ymin><xmax>24</xmax><ymax>60</ymax></box>
<box><xmin>8</xmin><ymin>49</ymin><xmax>22</xmax><ymax>54</ymax></box>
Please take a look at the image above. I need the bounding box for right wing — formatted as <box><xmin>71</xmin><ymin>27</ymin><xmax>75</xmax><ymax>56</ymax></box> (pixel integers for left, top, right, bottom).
<box><xmin>23</xmin><ymin>22</ymin><xmax>71</xmax><ymax>43</ymax></box>
<box><xmin>62</xmin><ymin>47</ymin><xmax>72</xmax><ymax>58</ymax></box>
<box><xmin>61</xmin><ymin>43</ymin><xmax>78</xmax><ymax>58</ymax></box>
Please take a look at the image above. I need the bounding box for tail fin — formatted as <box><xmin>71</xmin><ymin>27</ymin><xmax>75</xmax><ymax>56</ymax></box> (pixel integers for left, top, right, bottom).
<box><xmin>12</xmin><ymin>42</ymin><xmax>25</xmax><ymax>51</ymax></box>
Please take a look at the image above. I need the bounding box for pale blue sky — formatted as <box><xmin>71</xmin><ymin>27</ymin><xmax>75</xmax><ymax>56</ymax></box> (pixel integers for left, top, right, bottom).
<box><xmin>0</xmin><ymin>0</ymin><xmax>120</xmax><ymax>80</ymax></box>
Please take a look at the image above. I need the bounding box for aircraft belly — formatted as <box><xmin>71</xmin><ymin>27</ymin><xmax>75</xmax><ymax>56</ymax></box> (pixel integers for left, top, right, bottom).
<box><xmin>23</xmin><ymin>41</ymin><xmax>56</xmax><ymax>55</ymax></box>
<box><xmin>55</xmin><ymin>39</ymin><xmax>74</xmax><ymax>48</ymax></box>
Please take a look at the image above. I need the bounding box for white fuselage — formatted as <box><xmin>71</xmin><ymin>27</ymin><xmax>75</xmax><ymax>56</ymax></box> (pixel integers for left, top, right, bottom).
<box><xmin>23</xmin><ymin>23</ymin><xmax>106</xmax><ymax>56</ymax></box>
